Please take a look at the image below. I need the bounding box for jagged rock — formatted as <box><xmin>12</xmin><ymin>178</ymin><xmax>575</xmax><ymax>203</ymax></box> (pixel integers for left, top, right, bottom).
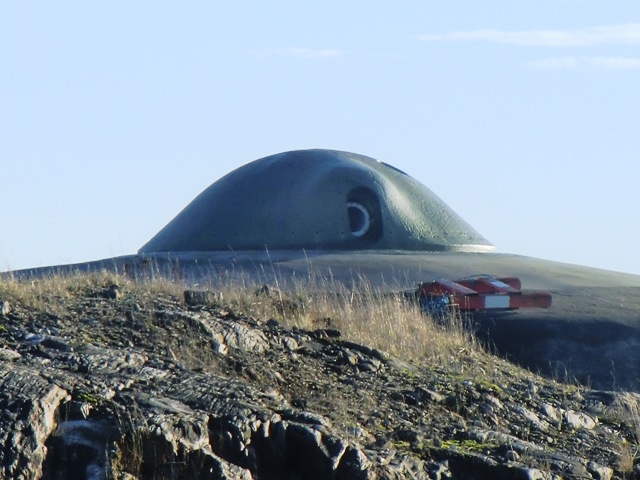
<box><xmin>0</xmin><ymin>300</ymin><xmax>11</xmax><ymax>316</ymax></box>
<box><xmin>505</xmin><ymin>450</ymin><xmax>520</xmax><ymax>462</ymax></box>
<box><xmin>0</xmin><ymin>347</ymin><xmax>21</xmax><ymax>361</ymax></box>
<box><xmin>540</xmin><ymin>403</ymin><xmax>561</xmax><ymax>426</ymax></box>
<box><xmin>0</xmin><ymin>280</ymin><xmax>638</xmax><ymax>479</ymax></box>
<box><xmin>184</xmin><ymin>289</ymin><xmax>220</xmax><ymax>307</ymax></box>
<box><xmin>588</xmin><ymin>461</ymin><xmax>614</xmax><ymax>480</ymax></box>
<box><xmin>186</xmin><ymin>311</ymin><xmax>270</xmax><ymax>354</ymax></box>
<box><xmin>513</xmin><ymin>404</ymin><xmax>551</xmax><ymax>431</ymax></box>
<box><xmin>0</xmin><ymin>365</ymin><xmax>69</xmax><ymax>480</ymax></box>
<box><xmin>564</xmin><ymin>409</ymin><xmax>597</xmax><ymax>430</ymax></box>
<box><xmin>523</xmin><ymin>468</ymin><xmax>551</xmax><ymax>480</ymax></box>
<box><xmin>76</xmin><ymin>344</ymin><xmax>146</xmax><ymax>376</ymax></box>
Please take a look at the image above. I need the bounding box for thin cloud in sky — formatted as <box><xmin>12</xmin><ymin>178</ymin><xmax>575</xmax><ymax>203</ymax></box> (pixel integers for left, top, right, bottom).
<box><xmin>256</xmin><ymin>47</ymin><xmax>343</xmax><ymax>59</ymax></box>
<box><xmin>524</xmin><ymin>56</ymin><xmax>640</xmax><ymax>71</ymax></box>
<box><xmin>418</xmin><ymin>24</ymin><xmax>640</xmax><ymax>47</ymax></box>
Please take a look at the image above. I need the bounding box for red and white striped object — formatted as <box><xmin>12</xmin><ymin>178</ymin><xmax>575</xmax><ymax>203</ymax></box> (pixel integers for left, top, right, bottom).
<box><xmin>418</xmin><ymin>275</ymin><xmax>552</xmax><ymax>311</ymax></box>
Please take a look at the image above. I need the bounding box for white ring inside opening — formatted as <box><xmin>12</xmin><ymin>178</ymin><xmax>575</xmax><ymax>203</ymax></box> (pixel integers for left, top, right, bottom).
<box><xmin>347</xmin><ymin>201</ymin><xmax>371</xmax><ymax>238</ymax></box>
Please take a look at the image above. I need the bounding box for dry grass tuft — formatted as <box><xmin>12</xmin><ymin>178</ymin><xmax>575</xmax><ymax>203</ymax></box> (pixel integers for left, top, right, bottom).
<box><xmin>613</xmin><ymin>393</ymin><xmax>640</xmax><ymax>441</ymax></box>
<box><xmin>0</xmin><ymin>270</ymin><xmax>478</xmax><ymax>365</ymax></box>
<box><xmin>200</xmin><ymin>274</ymin><xmax>478</xmax><ymax>364</ymax></box>
<box><xmin>0</xmin><ymin>271</ymin><xmax>182</xmax><ymax>311</ymax></box>
<box><xmin>605</xmin><ymin>392</ymin><xmax>640</xmax><ymax>473</ymax></box>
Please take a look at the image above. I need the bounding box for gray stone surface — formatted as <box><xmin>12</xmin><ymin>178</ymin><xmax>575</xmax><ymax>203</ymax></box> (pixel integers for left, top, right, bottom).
<box><xmin>1</xmin><ymin>283</ymin><xmax>638</xmax><ymax>478</ymax></box>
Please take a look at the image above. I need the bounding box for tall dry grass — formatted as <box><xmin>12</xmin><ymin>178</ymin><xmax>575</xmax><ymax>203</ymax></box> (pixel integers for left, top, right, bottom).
<box><xmin>0</xmin><ymin>271</ymin><xmax>182</xmax><ymax>311</ymax></box>
<box><xmin>0</xmin><ymin>269</ymin><xmax>478</xmax><ymax>365</ymax></box>
<box><xmin>199</xmin><ymin>272</ymin><xmax>478</xmax><ymax>364</ymax></box>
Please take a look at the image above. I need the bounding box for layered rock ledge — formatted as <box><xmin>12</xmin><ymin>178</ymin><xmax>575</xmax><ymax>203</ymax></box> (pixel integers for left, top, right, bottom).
<box><xmin>0</xmin><ymin>278</ymin><xmax>639</xmax><ymax>479</ymax></box>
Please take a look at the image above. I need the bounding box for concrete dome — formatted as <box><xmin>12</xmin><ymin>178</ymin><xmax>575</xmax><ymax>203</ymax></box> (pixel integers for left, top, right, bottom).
<box><xmin>139</xmin><ymin>149</ymin><xmax>494</xmax><ymax>253</ymax></box>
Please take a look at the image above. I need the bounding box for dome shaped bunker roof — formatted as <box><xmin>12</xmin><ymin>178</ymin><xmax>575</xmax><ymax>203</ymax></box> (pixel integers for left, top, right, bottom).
<box><xmin>139</xmin><ymin>149</ymin><xmax>494</xmax><ymax>253</ymax></box>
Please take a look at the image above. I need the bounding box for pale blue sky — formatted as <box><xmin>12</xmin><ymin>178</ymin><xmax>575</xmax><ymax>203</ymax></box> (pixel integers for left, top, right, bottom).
<box><xmin>2</xmin><ymin>2</ymin><xmax>639</xmax><ymax>274</ymax></box>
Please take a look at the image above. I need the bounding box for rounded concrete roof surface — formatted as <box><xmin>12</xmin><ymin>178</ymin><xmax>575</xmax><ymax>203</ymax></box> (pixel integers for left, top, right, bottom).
<box><xmin>140</xmin><ymin>149</ymin><xmax>494</xmax><ymax>253</ymax></box>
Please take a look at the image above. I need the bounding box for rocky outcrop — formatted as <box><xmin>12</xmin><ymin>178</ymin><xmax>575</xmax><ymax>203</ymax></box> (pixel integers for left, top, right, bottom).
<box><xmin>1</xmin><ymin>281</ymin><xmax>640</xmax><ymax>479</ymax></box>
